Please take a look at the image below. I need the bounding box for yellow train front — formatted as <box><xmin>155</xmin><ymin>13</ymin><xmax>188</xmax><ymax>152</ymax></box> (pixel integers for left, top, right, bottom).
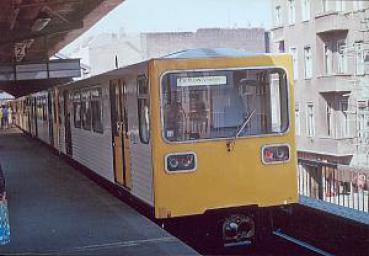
<box><xmin>150</xmin><ymin>50</ymin><xmax>298</xmax><ymax>243</ymax></box>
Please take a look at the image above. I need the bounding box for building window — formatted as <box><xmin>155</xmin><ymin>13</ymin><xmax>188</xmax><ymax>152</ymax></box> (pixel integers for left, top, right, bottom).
<box><xmin>357</xmin><ymin>102</ymin><xmax>368</xmax><ymax>143</ymax></box>
<box><xmin>278</xmin><ymin>40</ymin><xmax>285</xmax><ymax>53</ymax></box>
<box><xmin>324</xmin><ymin>44</ymin><xmax>332</xmax><ymax>75</ymax></box>
<box><xmin>304</xmin><ymin>46</ymin><xmax>312</xmax><ymax>79</ymax></box>
<box><xmin>73</xmin><ymin>91</ymin><xmax>81</xmax><ymax>128</ymax></box>
<box><xmin>355</xmin><ymin>42</ymin><xmax>365</xmax><ymax>75</ymax></box>
<box><xmin>91</xmin><ymin>88</ymin><xmax>103</xmax><ymax>133</ymax></box>
<box><xmin>288</xmin><ymin>0</ymin><xmax>296</xmax><ymax>24</ymax></box>
<box><xmin>340</xmin><ymin>100</ymin><xmax>349</xmax><ymax>137</ymax></box>
<box><xmin>275</xmin><ymin>5</ymin><xmax>282</xmax><ymax>27</ymax></box>
<box><xmin>289</xmin><ymin>47</ymin><xmax>299</xmax><ymax>80</ymax></box>
<box><xmin>137</xmin><ymin>76</ymin><xmax>150</xmax><ymax>144</ymax></box>
<box><xmin>326</xmin><ymin>101</ymin><xmax>333</xmax><ymax>136</ymax></box>
<box><xmin>337</xmin><ymin>40</ymin><xmax>347</xmax><ymax>74</ymax></box>
<box><xmin>336</xmin><ymin>0</ymin><xmax>345</xmax><ymax>12</ymax></box>
<box><xmin>295</xmin><ymin>103</ymin><xmax>301</xmax><ymax>136</ymax></box>
<box><xmin>81</xmin><ymin>90</ymin><xmax>91</xmax><ymax>131</ymax></box>
<box><xmin>307</xmin><ymin>102</ymin><xmax>315</xmax><ymax>137</ymax></box>
<box><xmin>302</xmin><ymin>0</ymin><xmax>310</xmax><ymax>21</ymax></box>
<box><xmin>353</xmin><ymin>0</ymin><xmax>364</xmax><ymax>11</ymax></box>
<box><xmin>322</xmin><ymin>0</ymin><xmax>345</xmax><ymax>12</ymax></box>
<box><xmin>322</xmin><ymin>0</ymin><xmax>329</xmax><ymax>12</ymax></box>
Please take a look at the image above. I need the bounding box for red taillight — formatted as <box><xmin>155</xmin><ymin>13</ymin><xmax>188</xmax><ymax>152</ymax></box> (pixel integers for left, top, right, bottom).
<box><xmin>262</xmin><ymin>145</ymin><xmax>290</xmax><ymax>164</ymax></box>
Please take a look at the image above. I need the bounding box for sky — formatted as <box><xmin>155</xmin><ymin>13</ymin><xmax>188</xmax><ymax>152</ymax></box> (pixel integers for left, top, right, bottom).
<box><xmin>61</xmin><ymin>0</ymin><xmax>271</xmax><ymax>53</ymax></box>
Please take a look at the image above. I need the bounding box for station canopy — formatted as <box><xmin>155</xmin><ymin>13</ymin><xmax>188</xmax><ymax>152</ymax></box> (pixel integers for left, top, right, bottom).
<box><xmin>0</xmin><ymin>0</ymin><xmax>123</xmax><ymax>97</ymax></box>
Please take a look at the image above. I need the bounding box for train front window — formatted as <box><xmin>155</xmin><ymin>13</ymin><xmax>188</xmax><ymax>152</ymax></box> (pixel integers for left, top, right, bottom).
<box><xmin>161</xmin><ymin>68</ymin><xmax>289</xmax><ymax>142</ymax></box>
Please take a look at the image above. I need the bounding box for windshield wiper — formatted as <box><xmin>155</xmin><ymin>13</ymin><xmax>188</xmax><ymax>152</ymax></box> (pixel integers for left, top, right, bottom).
<box><xmin>226</xmin><ymin>109</ymin><xmax>256</xmax><ymax>151</ymax></box>
<box><xmin>234</xmin><ymin>109</ymin><xmax>256</xmax><ymax>138</ymax></box>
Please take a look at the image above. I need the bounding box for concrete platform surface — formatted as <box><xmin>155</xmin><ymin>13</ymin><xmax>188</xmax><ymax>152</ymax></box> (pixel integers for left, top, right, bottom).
<box><xmin>0</xmin><ymin>129</ymin><xmax>198</xmax><ymax>255</ymax></box>
<box><xmin>300</xmin><ymin>195</ymin><xmax>369</xmax><ymax>225</ymax></box>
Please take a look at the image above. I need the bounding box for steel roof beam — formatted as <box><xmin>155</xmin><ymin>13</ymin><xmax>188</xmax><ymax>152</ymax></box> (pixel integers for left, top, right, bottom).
<box><xmin>0</xmin><ymin>21</ymin><xmax>83</xmax><ymax>45</ymax></box>
<box><xmin>16</xmin><ymin>0</ymin><xmax>82</xmax><ymax>9</ymax></box>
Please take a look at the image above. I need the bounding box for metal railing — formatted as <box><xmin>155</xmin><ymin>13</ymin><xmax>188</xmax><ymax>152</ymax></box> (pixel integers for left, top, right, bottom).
<box><xmin>298</xmin><ymin>159</ymin><xmax>368</xmax><ymax>213</ymax></box>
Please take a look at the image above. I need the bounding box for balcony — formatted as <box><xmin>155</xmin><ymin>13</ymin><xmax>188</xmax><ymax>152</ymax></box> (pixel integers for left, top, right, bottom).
<box><xmin>270</xmin><ymin>26</ymin><xmax>284</xmax><ymax>41</ymax></box>
<box><xmin>317</xmin><ymin>74</ymin><xmax>353</xmax><ymax>93</ymax></box>
<box><xmin>297</xmin><ymin>136</ymin><xmax>355</xmax><ymax>158</ymax></box>
<box><xmin>319</xmin><ymin>137</ymin><xmax>356</xmax><ymax>156</ymax></box>
<box><xmin>315</xmin><ymin>11</ymin><xmax>350</xmax><ymax>34</ymax></box>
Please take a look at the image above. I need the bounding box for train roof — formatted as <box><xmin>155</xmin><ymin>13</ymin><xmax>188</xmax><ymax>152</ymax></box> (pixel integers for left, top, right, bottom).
<box><xmin>162</xmin><ymin>48</ymin><xmax>260</xmax><ymax>59</ymax></box>
<box><xmin>100</xmin><ymin>48</ymin><xmax>271</xmax><ymax>76</ymax></box>
<box><xmin>58</xmin><ymin>49</ymin><xmax>288</xmax><ymax>90</ymax></box>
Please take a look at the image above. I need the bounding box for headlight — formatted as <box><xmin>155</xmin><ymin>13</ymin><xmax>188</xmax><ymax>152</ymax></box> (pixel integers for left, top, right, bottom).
<box><xmin>262</xmin><ymin>145</ymin><xmax>290</xmax><ymax>164</ymax></box>
<box><xmin>165</xmin><ymin>152</ymin><xmax>197</xmax><ymax>172</ymax></box>
<box><xmin>168</xmin><ymin>157</ymin><xmax>179</xmax><ymax>169</ymax></box>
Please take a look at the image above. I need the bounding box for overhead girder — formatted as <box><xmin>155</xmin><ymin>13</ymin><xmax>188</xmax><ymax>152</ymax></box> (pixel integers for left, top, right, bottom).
<box><xmin>0</xmin><ymin>0</ymin><xmax>124</xmax><ymax>97</ymax></box>
<box><xmin>0</xmin><ymin>0</ymin><xmax>123</xmax><ymax>63</ymax></box>
<box><xmin>0</xmin><ymin>21</ymin><xmax>84</xmax><ymax>46</ymax></box>
<box><xmin>0</xmin><ymin>78</ymin><xmax>70</xmax><ymax>98</ymax></box>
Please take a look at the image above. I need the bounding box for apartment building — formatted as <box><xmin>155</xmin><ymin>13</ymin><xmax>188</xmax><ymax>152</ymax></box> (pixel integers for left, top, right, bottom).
<box><xmin>271</xmin><ymin>0</ymin><xmax>369</xmax><ymax>168</ymax></box>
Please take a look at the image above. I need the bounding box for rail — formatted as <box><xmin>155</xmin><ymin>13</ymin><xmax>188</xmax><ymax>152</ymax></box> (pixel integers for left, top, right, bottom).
<box><xmin>298</xmin><ymin>159</ymin><xmax>368</xmax><ymax>213</ymax></box>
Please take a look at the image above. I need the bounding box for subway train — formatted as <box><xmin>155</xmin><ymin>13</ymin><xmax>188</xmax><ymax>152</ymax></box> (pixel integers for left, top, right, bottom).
<box><xmin>13</xmin><ymin>49</ymin><xmax>298</xmax><ymax>245</ymax></box>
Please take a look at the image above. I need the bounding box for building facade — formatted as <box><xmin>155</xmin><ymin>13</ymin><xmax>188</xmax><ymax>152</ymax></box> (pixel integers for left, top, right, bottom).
<box><xmin>64</xmin><ymin>28</ymin><xmax>268</xmax><ymax>77</ymax></box>
<box><xmin>141</xmin><ymin>28</ymin><xmax>268</xmax><ymax>59</ymax></box>
<box><xmin>271</xmin><ymin>0</ymin><xmax>369</xmax><ymax>168</ymax></box>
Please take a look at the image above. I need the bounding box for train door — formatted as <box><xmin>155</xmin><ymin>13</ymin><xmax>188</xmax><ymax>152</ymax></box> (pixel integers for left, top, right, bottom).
<box><xmin>53</xmin><ymin>89</ymin><xmax>60</xmax><ymax>149</ymax></box>
<box><xmin>63</xmin><ymin>90</ymin><xmax>73</xmax><ymax>156</ymax></box>
<box><xmin>26</xmin><ymin>98</ymin><xmax>31</xmax><ymax>132</ymax></box>
<box><xmin>32</xmin><ymin>98</ymin><xmax>38</xmax><ymax>137</ymax></box>
<box><xmin>122</xmin><ymin>82</ymin><xmax>132</xmax><ymax>189</ymax></box>
<box><xmin>29</xmin><ymin>99</ymin><xmax>33</xmax><ymax>134</ymax></box>
<box><xmin>47</xmin><ymin>91</ymin><xmax>54</xmax><ymax>146</ymax></box>
<box><xmin>110</xmin><ymin>80</ymin><xmax>132</xmax><ymax>189</ymax></box>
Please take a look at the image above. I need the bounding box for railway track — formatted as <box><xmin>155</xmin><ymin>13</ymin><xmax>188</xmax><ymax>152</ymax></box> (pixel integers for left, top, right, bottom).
<box><xmin>161</xmin><ymin>217</ymin><xmax>334</xmax><ymax>255</ymax></box>
<box><xmin>271</xmin><ymin>230</ymin><xmax>334</xmax><ymax>256</ymax></box>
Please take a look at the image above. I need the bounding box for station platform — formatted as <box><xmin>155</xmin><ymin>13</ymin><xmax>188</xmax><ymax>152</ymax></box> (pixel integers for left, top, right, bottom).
<box><xmin>0</xmin><ymin>129</ymin><xmax>198</xmax><ymax>255</ymax></box>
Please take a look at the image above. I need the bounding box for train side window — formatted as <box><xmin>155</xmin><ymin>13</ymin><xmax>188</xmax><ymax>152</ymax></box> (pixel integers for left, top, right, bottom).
<box><xmin>58</xmin><ymin>94</ymin><xmax>63</xmax><ymax>125</ymax></box>
<box><xmin>123</xmin><ymin>83</ymin><xmax>129</xmax><ymax>135</ymax></box>
<box><xmin>137</xmin><ymin>76</ymin><xmax>150</xmax><ymax>144</ymax></box>
<box><xmin>91</xmin><ymin>88</ymin><xmax>103</xmax><ymax>134</ymax></box>
<box><xmin>53</xmin><ymin>93</ymin><xmax>58</xmax><ymax>124</ymax></box>
<box><xmin>36</xmin><ymin>97</ymin><xmax>40</xmax><ymax>119</ymax></box>
<box><xmin>73</xmin><ymin>91</ymin><xmax>81</xmax><ymax>128</ymax></box>
<box><xmin>43</xmin><ymin>97</ymin><xmax>47</xmax><ymax>121</ymax></box>
<box><xmin>37</xmin><ymin>97</ymin><xmax>44</xmax><ymax>120</ymax></box>
<box><xmin>81</xmin><ymin>90</ymin><xmax>91</xmax><ymax>130</ymax></box>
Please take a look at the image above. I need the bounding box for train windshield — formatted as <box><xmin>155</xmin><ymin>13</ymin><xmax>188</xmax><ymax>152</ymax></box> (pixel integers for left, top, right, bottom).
<box><xmin>161</xmin><ymin>68</ymin><xmax>289</xmax><ymax>142</ymax></box>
